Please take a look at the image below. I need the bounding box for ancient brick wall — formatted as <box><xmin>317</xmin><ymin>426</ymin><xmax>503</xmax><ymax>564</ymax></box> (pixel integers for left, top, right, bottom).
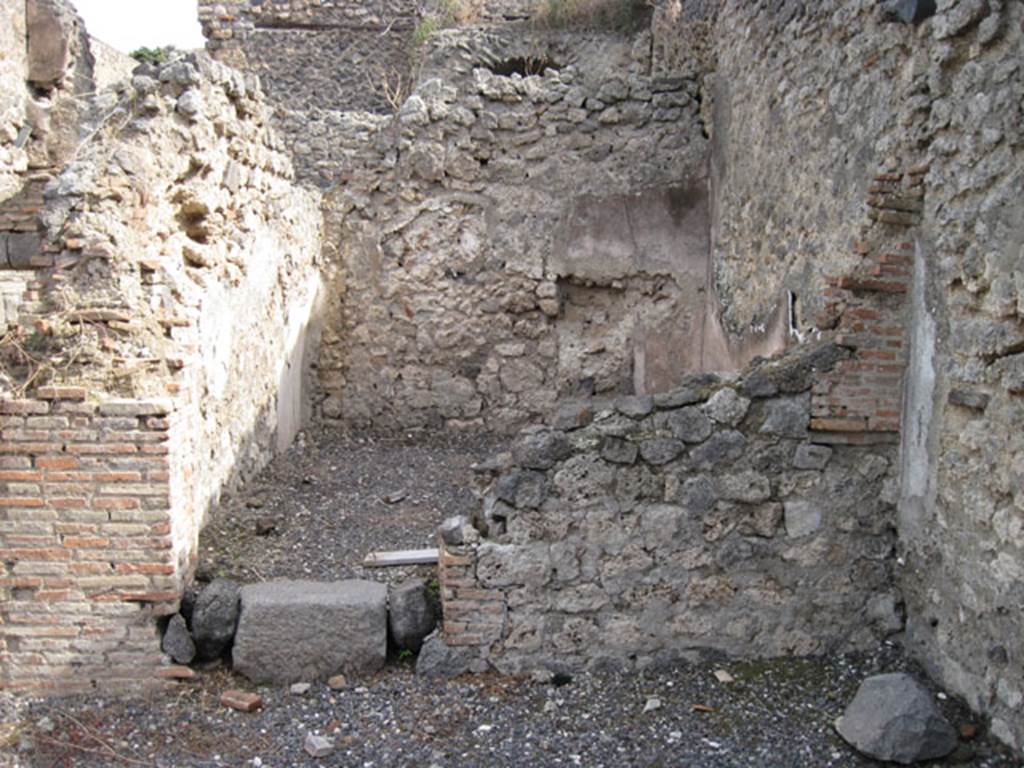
<box><xmin>1</xmin><ymin>51</ymin><xmax>324</xmax><ymax>692</ymax></box>
<box><xmin>441</xmin><ymin>343</ymin><xmax>901</xmax><ymax>670</ymax></box>
<box><xmin>1</xmin><ymin>391</ymin><xmax>177</xmax><ymax>692</ymax></box>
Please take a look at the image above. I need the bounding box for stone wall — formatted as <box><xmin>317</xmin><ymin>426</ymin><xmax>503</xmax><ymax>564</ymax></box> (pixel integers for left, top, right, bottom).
<box><xmin>200</xmin><ymin>0</ymin><xmax>423</xmax><ymax>118</ymax></box>
<box><xmin>315</xmin><ymin>28</ymin><xmax>721</xmax><ymax>431</ymax></box>
<box><xmin>0</xmin><ymin>51</ymin><xmax>324</xmax><ymax>692</ymax></box>
<box><xmin>701</xmin><ymin>0</ymin><xmax>1024</xmax><ymax>750</ymax></box>
<box><xmin>441</xmin><ymin>342</ymin><xmax>901</xmax><ymax>672</ymax></box>
<box><xmin>0</xmin><ymin>0</ymin><xmax>30</xmax><ymax>202</ymax></box>
<box><xmin>88</xmin><ymin>37</ymin><xmax>136</xmax><ymax>90</ymax></box>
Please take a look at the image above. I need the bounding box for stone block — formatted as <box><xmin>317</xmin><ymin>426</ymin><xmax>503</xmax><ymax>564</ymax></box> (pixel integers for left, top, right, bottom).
<box><xmin>704</xmin><ymin>388</ymin><xmax>750</xmax><ymax>426</ymax></box>
<box><xmin>759</xmin><ymin>394</ymin><xmax>810</xmax><ymax>438</ymax></box>
<box><xmin>793</xmin><ymin>443</ymin><xmax>832</xmax><ymax>470</ymax></box>
<box><xmin>639</xmin><ymin>438</ymin><xmax>685</xmax><ymax>465</ymax></box>
<box><xmin>6</xmin><ymin>233</ymin><xmax>42</xmax><ymax>270</ymax></box>
<box><xmin>600</xmin><ymin>436</ymin><xmax>638</xmax><ymax>465</ymax></box>
<box><xmin>232</xmin><ymin>580</ymin><xmax>387</xmax><ymax>684</ymax></box>
<box><xmin>715</xmin><ymin>471</ymin><xmax>771</xmax><ymax>503</ymax></box>
<box><xmin>192</xmin><ymin>578</ymin><xmax>240</xmax><ymax>662</ymax></box>
<box><xmin>665</xmin><ymin>406</ymin><xmax>712</xmax><ymax>443</ymax></box>
<box><xmin>783</xmin><ymin>501</ymin><xmax>822</xmax><ymax>538</ymax></box>
<box><xmin>27</xmin><ymin>0</ymin><xmax>74</xmax><ymax>86</ymax></box>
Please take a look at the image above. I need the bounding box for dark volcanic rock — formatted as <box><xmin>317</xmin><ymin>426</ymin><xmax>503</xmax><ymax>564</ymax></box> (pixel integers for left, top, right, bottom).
<box><xmin>191</xmin><ymin>578</ymin><xmax>241</xmax><ymax>662</ymax></box>
<box><xmin>388</xmin><ymin>579</ymin><xmax>437</xmax><ymax>654</ymax></box>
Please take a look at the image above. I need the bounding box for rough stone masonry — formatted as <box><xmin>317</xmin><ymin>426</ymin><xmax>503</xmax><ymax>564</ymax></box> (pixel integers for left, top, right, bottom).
<box><xmin>0</xmin><ymin>0</ymin><xmax>1021</xmax><ymax>755</ymax></box>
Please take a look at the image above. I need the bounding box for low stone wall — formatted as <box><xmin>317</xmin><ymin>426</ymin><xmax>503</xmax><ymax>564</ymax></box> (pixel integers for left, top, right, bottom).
<box><xmin>441</xmin><ymin>342</ymin><xmax>902</xmax><ymax>673</ymax></box>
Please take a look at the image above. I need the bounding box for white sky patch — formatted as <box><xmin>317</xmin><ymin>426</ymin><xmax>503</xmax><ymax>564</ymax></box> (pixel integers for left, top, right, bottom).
<box><xmin>70</xmin><ymin>0</ymin><xmax>205</xmax><ymax>53</ymax></box>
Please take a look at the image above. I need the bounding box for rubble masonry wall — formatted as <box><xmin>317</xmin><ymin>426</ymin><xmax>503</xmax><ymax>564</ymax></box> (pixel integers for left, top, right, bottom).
<box><xmin>1</xmin><ymin>33</ymin><xmax>324</xmax><ymax>692</ymax></box>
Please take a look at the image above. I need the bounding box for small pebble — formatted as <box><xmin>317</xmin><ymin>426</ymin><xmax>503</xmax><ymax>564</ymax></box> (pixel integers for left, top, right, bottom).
<box><xmin>714</xmin><ymin>669</ymin><xmax>735</xmax><ymax>683</ymax></box>
<box><xmin>304</xmin><ymin>733</ymin><xmax>335</xmax><ymax>758</ymax></box>
<box><xmin>327</xmin><ymin>674</ymin><xmax>348</xmax><ymax>690</ymax></box>
<box><xmin>643</xmin><ymin>697</ymin><xmax>662</xmax><ymax>713</ymax></box>
<box><xmin>290</xmin><ymin>682</ymin><xmax>311</xmax><ymax>695</ymax></box>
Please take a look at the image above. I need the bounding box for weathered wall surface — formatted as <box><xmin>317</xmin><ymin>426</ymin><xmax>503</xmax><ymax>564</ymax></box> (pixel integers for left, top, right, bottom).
<box><xmin>200</xmin><ymin>0</ymin><xmax>423</xmax><ymax>123</ymax></box>
<box><xmin>441</xmin><ymin>343</ymin><xmax>901</xmax><ymax>671</ymax></box>
<box><xmin>701</xmin><ymin>0</ymin><xmax>1024</xmax><ymax>750</ymax></box>
<box><xmin>315</xmin><ymin>29</ymin><xmax>715</xmax><ymax>431</ymax></box>
<box><xmin>0</xmin><ymin>0</ymin><xmax>30</xmax><ymax>201</ymax></box>
<box><xmin>1</xmin><ymin>51</ymin><xmax>324</xmax><ymax>692</ymax></box>
<box><xmin>88</xmin><ymin>37</ymin><xmax>136</xmax><ymax>89</ymax></box>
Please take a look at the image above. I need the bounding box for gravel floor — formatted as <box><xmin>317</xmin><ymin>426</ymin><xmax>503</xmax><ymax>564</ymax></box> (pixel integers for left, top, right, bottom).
<box><xmin>2</xmin><ymin>429</ymin><xmax>1021</xmax><ymax>767</ymax></box>
<box><xmin>196</xmin><ymin>427</ymin><xmax>504</xmax><ymax>587</ymax></box>
<box><xmin>5</xmin><ymin>646</ymin><xmax>1020</xmax><ymax>767</ymax></box>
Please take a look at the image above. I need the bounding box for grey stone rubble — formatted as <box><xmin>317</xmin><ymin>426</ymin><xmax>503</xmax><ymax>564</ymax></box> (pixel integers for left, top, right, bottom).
<box><xmin>191</xmin><ymin>579</ymin><xmax>242</xmax><ymax>663</ymax></box>
<box><xmin>388</xmin><ymin>579</ymin><xmax>438</xmax><ymax>654</ymax></box>
<box><xmin>232</xmin><ymin>580</ymin><xmax>388</xmax><ymax>685</ymax></box>
<box><xmin>160</xmin><ymin>614</ymin><xmax>196</xmax><ymax>665</ymax></box>
<box><xmin>836</xmin><ymin>672</ymin><xmax>959</xmax><ymax>764</ymax></box>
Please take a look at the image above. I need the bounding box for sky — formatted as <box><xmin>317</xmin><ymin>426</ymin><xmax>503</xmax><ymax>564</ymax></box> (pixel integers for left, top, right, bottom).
<box><xmin>70</xmin><ymin>0</ymin><xmax>205</xmax><ymax>53</ymax></box>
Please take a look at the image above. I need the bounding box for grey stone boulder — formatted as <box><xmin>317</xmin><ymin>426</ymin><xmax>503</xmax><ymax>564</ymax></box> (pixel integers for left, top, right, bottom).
<box><xmin>232</xmin><ymin>580</ymin><xmax>387</xmax><ymax>684</ymax></box>
<box><xmin>389</xmin><ymin>579</ymin><xmax>437</xmax><ymax>654</ymax></box>
<box><xmin>192</xmin><ymin>578</ymin><xmax>241</xmax><ymax>662</ymax></box>
<box><xmin>161</xmin><ymin>614</ymin><xmax>196</xmax><ymax>664</ymax></box>
<box><xmin>416</xmin><ymin>630</ymin><xmax>474</xmax><ymax>678</ymax></box>
<box><xmin>836</xmin><ymin>673</ymin><xmax>957</xmax><ymax>764</ymax></box>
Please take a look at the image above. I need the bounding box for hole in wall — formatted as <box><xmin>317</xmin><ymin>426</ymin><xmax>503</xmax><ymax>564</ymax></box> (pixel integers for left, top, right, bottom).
<box><xmin>488</xmin><ymin>55</ymin><xmax>560</xmax><ymax>77</ymax></box>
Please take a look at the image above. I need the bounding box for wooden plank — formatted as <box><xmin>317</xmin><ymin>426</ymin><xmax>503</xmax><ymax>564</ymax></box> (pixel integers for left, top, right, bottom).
<box><xmin>362</xmin><ymin>548</ymin><xmax>439</xmax><ymax>568</ymax></box>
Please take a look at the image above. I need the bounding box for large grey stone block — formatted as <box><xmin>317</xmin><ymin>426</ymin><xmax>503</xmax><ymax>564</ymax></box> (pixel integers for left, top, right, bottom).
<box><xmin>232</xmin><ymin>580</ymin><xmax>387</xmax><ymax>685</ymax></box>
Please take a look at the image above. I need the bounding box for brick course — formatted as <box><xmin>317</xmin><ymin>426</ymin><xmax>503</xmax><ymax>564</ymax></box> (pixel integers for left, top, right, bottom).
<box><xmin>810</xmin><ymin>166</ymin><xmax>920</xmax><ymax>440</ymax></box>
<box><xmin>0</xmin><ymin>392</ymin><xmax>179</xmax><ymax>692</ymax></box>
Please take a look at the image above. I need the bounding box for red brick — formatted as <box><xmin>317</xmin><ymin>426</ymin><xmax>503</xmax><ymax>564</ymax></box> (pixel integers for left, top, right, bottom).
<box><xmin>62</xmin><ymin>537</ymin><xmax>110</xmax><ymax>548</ymax></box>
<box><xmin>221</xmin><ymin>690</ymin><xmax>262</xmax><ymax>712</ymax></box>
<box><xmin>0</xmin><ymin>497</ymin><xmax>44</xmax><ymax>507</ymax></box>
<box><xmin>35</xmin><ymin>456</ymin><xmax>79</xmax><ymax>470</ymax></box>
<box><xmin>0</xmin><ymin>471</ymin><xmax>44</xmax><ymax>482</ymax></box>
<box><xmin>0</xmin><ymin>548</ymin><xmax>72</xmax><ymax>561</ymax></box>
<box><xmin>0</xmin><ymin>442</ymin><xmax>62</xmax><ymax>454</ymax></box>
<box><xmin>809</xmin><ymin>418</ymin><xmax>869</xmax><ymax>432</ymax></box>
<box><xmin>0</xmin><ymin>400</ymin><xmax>49</xmax><ymax>415</ymax></box>
<box><xmin>156</xmin><ymin>665</ymin><xmax>196</xmax><ymax>680</ymax></box>
<box><xmin>115</xmin><ymin>563</ymin><xmax>174</xmax><ymax>575</ymax></box>
<box><xmin>34</xmin><ymin>387</ymin><xmax>87</xmax><ymax>401</ymax></box>
<box><xmin>93</xmin><ymin>498</ymin><xmax>140</xmax><ymax>510</ymax></box>
<box><xmin>66</xmin><ymin>443</ymin><xmax>138</xmax><ymax>455</ymax></box>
